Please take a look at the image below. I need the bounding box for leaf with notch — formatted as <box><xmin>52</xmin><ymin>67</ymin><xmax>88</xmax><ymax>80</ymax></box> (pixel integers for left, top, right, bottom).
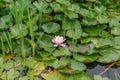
<box><xmin>66</xmin><ymin>20</ymin><xmax>82</xmax><ymax>39</ymax></box>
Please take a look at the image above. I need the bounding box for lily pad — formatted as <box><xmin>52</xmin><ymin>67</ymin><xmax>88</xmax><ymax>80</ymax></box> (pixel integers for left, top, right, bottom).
<box><xmin>91</xmin><ymin>38</ymin><xmax>114</xmax><ymax>48</ymax></box>
<box><xmin>74</xmin><ymin>54</ymin><xmax>98</xmax><ymax>63</ymax></box>
<box><xmin>42</xmin><ymin>22</ymin><xmax>60</xmax><ymax>33</ymax></box>
<box><xmin>59</xmin><ymin>60</ymin><xmax>86</xmax><ymax>74</ymax></box>
<box><xmin>97</xmin><ymin>49</ymin><xmax>120</xmax><ymax>63</ymax></box>
<box><xmin>66</xmin><ymin>20</ymin><xmax>82</xmax><ymax>39</ymax></box>
<box><xmin>10</xmin><ymin>23</ymin><xmax>28</xmax><ymax>39</ymax></box>
<box><xmin>52</xmin><ymin>47</ymin><xmax>71</xmax><ymax>57</ymax></box>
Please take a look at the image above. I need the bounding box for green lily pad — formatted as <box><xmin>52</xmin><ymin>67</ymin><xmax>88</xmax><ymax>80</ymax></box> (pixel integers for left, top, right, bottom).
<box><xmin>82</xmin><ymin>18</ymin><xmax>98</xmax><ymax>26</ymax></box>
<box><xmin>66</xmin><ymin>20</ymin><xmax>82</xmax><ymax>39</ymax></box>
<box><xmin>91</xmin><ymin>38</ymin><xmax>114</xmax><ymax>48</ymax></box>
<box><xmin>59</xmin><ymin>60</ymin><xmax>86</xmax><ymax>74</ymax></box>
<box><xmin>114</xmin><ymin>37</ymin><xmax>120</xmax><ymax>49</ymax></box>
<box><xmin>111</xmin><ymin>26</ymin><xmax>120</xmax><ymax>35</ymax></box>
<box><xmin>97</xmin><ymin>49</ymin><xmax>120</xmax><ymax>63</ymax></box>
<box><xmin>39</xmin><ymin>34</ymin><xmax>55</xmax><ymax>52</ymax></box>
<box><xmin>74</xmin><ymin>72</ymin><xmax>92</xmax><ymax>80</ymax></box>
<box><xmin>64</xmin><ymin>10</ymin><xmax>78</xmax><ymax>19</ymax></box>
<box><xmin>94</xmin><ymin>75</ymin><xmax>111</xmax><ymax>80</ymax></box>
<box><xmin>1</xmin><ymin>69</ymin><xmax>19</xmax><ymax>80</ymax></box>
<box><xmin>63</xmin><ymin>72</ymin><xmax>92</xmax><ymax>80</ymax></box>
<box><xmin>85</xmin><ymin>25</ymin><xmax>105</xmax><ymax>36</ymax></box>
<box><xmin>41</xmin><ymin>71</ymin><xmax>64</xmax><ymax>80</ymax></box>
<box><xmin>50</xmin><ymin>2</ymin><xmax>64</xmax><ymax>12</ymax></box>
<box><xmin>109</xmin><ymin>17</ymin><xmax>120</xmax><ymax>28</ymax></box>
<box><xmin>10</xmin><ymin>23</ymin><xmax>28</xmax><ymax>39</ymax></box>
<box><xmin>33</xmin><ymin>1</ymin><xmax>48</xmax><ymax>12</ymax></box>
<box><xmin>94</xmin><ymin>6</ymin><xmax>107</xmax><ymax>14</ymax></box>
<box><xmin>52</xmin><ymin>47</ymin><xmax>71</xmax><ymax>57</ymax></box>
<box><xmin>45</xmin><ymin>57</ymin><xmax>70</xmax><ymax>69</ymax></box>
<box><xmin>96</xmin><ymin>15</ymin><xmax>109</xmax><ymax>24</ymax></box>
<box><xmin>42</xmin><ymin>22</ymin><xmax>60</xmax><ymax>33</ymax></box>
<box><xmin>74</xmin><ymin>54</ymin><xmax>98</xmax><ymax>63</ymax></box>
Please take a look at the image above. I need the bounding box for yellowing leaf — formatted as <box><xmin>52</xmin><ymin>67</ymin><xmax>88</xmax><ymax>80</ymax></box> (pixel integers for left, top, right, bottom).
<box><xmin>32</xmin><ymin>63</ymin><xmax>45</xmax><ymax>76</ymax></box>
<box><xmin>32</xmin><ymin>71</ymin><xmax>41</xmax><ymax>76</ymax></box>
<box><xmin>6</xmin><ymin>53</ymin><xmax>14</xmax><ymax>61</ymax></box>
<box><xmin>53</xmin><ymin>70</ymin><xmax>60</xmax><ymax>74</ymax></box>
<box><xmin>41</xmin><ymin>71</ymin><xmax>63</xmax><ymax>80</ymax></box>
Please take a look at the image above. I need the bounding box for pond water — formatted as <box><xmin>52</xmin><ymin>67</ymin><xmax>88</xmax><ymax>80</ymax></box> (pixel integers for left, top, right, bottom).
<box><xmin>87</xmin><ymin>64</ymin><xmax>120</xmax><ymax>80</ymax></box>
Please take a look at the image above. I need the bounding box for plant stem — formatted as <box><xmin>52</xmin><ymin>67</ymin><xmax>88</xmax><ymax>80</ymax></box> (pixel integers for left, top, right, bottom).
<box><xmin>99</xmin><ymin>62</ymin><xmax>115</xmax><ymax>75</ymax></box>
<box><xmin>27</xmin><ymin>8</ymin><xmax>34</xmax><ymax>42</ymax></box>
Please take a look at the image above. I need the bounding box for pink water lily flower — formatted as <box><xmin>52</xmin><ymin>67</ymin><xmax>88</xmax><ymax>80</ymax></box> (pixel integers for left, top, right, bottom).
<box><xmin>52</xmin><ymin>36</ymin><xmax>66</xmax><ymax>47</ymax></box>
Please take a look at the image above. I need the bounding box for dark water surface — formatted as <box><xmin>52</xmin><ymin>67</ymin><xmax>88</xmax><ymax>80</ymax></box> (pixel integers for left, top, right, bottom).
<box><xmin>87</xmin><ymin>64</ymin><xmax>120</xmax><ymax>80</ymax></box>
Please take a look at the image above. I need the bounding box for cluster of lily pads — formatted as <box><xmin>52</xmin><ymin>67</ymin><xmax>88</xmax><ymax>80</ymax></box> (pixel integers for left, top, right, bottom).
<box><xmin>0</xmin><ymin>0</ymin><xmax>120</xmax><ymax>80</ymax></box>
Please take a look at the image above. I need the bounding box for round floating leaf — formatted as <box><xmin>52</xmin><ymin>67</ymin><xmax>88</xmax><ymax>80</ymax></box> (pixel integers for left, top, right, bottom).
<box><xmin>50</xmin><ymin>2</ymin><xmax>64</xmax><ymax>12</ymax></box>
<box><xmin>19</xmin><ymin>76</ymin><xmax>29</xmax><ymax>80</ymax></box>
<box><xmin>82</xmin><ymin>18</ymin><xmax>98</xmax><ymax>26</ymax></box>
<box><xmin>79</xmin><ymin>8</ymin><xmax>89</xmax><ymax>17</ymax></box>
<box><xmin>96</xmin><ymin>15</ymin><xmax>109</xmax><ymax>24</ymax></box>
<box><xmin>45</xmin><ymin>57</ymin><xmax>70</xmax><ymax>69</ymax></box>
<box><xmin>52</xmin><ymin>47</ymin><xmax>71</xmax><ymax>57</ymax></box>
<box><xmin>91</xmin><ymin>38</ymin><xmax>114</xmax><ymax>48</ymax></box>
<box><xmin>114</xmin><ymin>37</ymin><xmax>120</xmax><ymax>49</ymax></box>
<box><xmin>0</xmin><ymin>15</ymin><xmax>13</xmax><ymax>30</ymax></box>
<box><xmin>59</xmin><ymin>60</ymin><xmax>86</xmax><ymax>74</ymax></box>
<box><xmin>66</xmin><ymin>20</ymin><xmax>82</xmax><ymax>39</ymax></box>
<box><xmin>33</xmin><ymin>1</ymin><xmax>48</xmax><ymax>12</ymax></box>
<box><xmin>41</xmin><ymin>71</ymin><xmax>64</xmax><ymax>80</ymax></box>
<box><xmin>42</xmin><ymin>22</ymin><xmax>60</xmax><ymax>33</ymax></box>
<box><xmin>62</xmin><ymin>18</ymin><xmax>72</xmax><ymax>30</ymax></box>
<box><xmin>10</xmin><ymin>23</ymin><xmax>28</xmax><ymax>39</ymax></box>
<box><xmin>39</xmin><ymin>34</ymin><xmax>55</xmax><ymax>52</ymax></box>
<box><xmin>111</xmin><ymin>26</ymin><xmax>120</xmax><ymax>35</ymax></box>
<box><xmin>74</xmin><ymin>54</ymin><xmax>98</xmax><ymax>63</ymax></box>
<box><xmin>85</xmin><ymin>25</ymin><xmax>105</xmax><ymax>36</ymax></box>
<box><xmin>1</xmin><ymin>69</ymin><xmax>19</xmax><ymax>80</ymax></box>
<box><xmin>74</xmin><ymin>72</ymin><xmax>92</xmax><ymax>80</ymax></box>
<box><xmin>97</xmin><ymin>49</ymin><xmax>120</xmax><ymax>63</ymax></box>
<box><xmin>94</xmin><ymin>6</ymin><xmax>107</xmax><ymax>14</ymax></box>
<box><xmin>64</xmin><ymin>10</ymin><xmax>78</xmax><ymax>19</ymax></box>
<box><xmin>94</xmin><ymin>75</ymin><xmax>111</xmax><ymax>80</ymax></box>
<box><xmin>109</xmin><ymin>17</ymin><xmax>120</xmax><ymax>28</ymax></box>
